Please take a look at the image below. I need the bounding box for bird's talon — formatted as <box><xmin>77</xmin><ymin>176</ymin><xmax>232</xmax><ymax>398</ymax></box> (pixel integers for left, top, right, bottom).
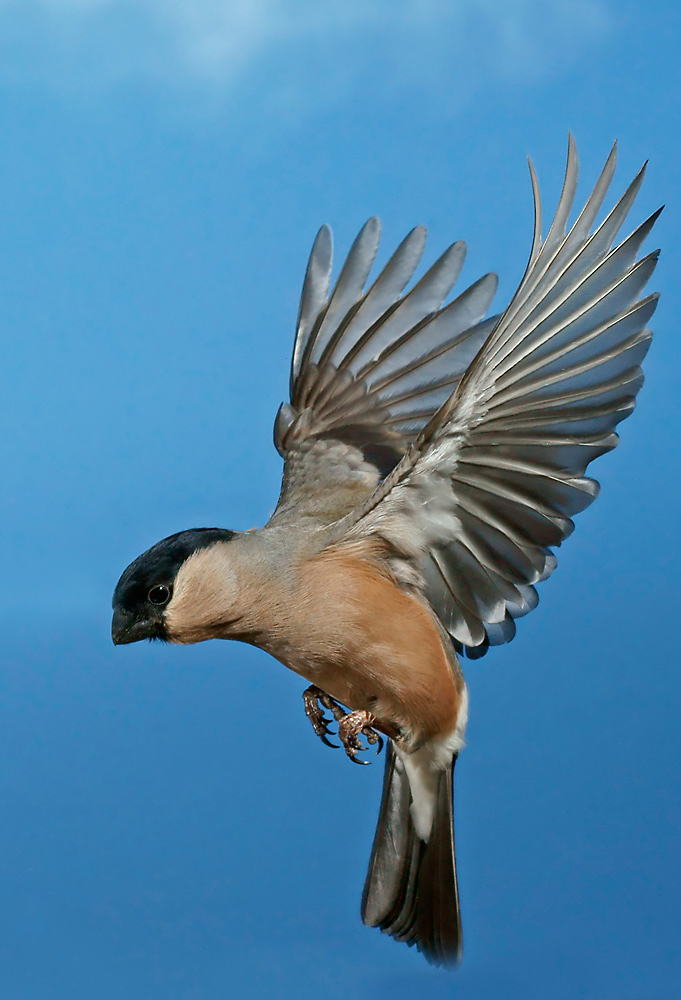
<box><xmin>303</xmin><ymin>685</ymin><xmax>348</xmax><ymax>750</ymax></box>
<box><xmin>303</xmin><ymin>688</ymin><xmax>385</xmax><ymax>763</ymax></box>
<box><xmin>337</xmin><ymin>710</ymin><xmax>384</xmax><ymax>765</ymax></box>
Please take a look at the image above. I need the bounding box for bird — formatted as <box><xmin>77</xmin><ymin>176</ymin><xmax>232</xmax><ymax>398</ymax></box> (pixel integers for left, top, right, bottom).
<box><xmin>111</xmin><ymin>136</ymin><xmax>660</xmax><ymax>967</ymax></box>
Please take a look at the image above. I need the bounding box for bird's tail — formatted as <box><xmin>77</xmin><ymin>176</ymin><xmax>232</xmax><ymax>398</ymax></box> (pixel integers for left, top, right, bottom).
<box><xmin>361</xmin><ymin>742</ymin><xmax>461</xmax><ymax>967</ymax></box>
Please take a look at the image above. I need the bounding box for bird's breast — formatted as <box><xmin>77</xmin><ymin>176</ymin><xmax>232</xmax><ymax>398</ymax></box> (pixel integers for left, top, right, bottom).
<box><xmin>257</xmin><ymin>542</ymin><xmax>464</xmax><ymax>746</ymax></box>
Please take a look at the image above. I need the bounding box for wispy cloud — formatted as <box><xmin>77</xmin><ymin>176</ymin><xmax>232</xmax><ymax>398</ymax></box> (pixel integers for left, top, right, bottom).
<box><xmin>0</xmin><ymin>0</ymin><xmax>610</xmax><ymax>111</ymax></box>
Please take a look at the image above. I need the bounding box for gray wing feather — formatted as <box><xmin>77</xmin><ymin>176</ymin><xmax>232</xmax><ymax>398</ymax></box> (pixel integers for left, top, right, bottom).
<box><xmin>339</xmin><ymin>241</ymin><xmax>467</xmax><ymax>373</ymax></box>
<box><xmin>272</xmin><ymin>219</ymin><xmax>497</xmax><ymax>524</ymax></box>
<box><xmin>291</xmin><ymin>225</ymin><xmax>333</xmax><ymax>393</ymax></box>
<box><xmin>321</xmin><ymin>225</ymin><xmax>428</xmax><ymax>372</ymax></box>
<box><xmin>334</xmin><ymin>138</ymin><xmax>660</xmax><ymax>654</ymax></box>
<box><xmin>363</xmin><ymin>274</ymin><xmax>499</xmax><ymax>388</ymax></box>
<box><xmin>537</xmin><ymin>132</ymin><xmax>579</xmax><ymax>262</ymax></box>
<box><xmin>305</xmin><ymin>217</ymin><xmax>381</xmax><ymax>370</ymax></box>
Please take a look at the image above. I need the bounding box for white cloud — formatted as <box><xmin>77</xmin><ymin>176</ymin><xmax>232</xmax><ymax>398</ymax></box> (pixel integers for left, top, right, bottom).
<box><xmin>0</xmin><ymin>0</ymin><xmax>610</xmax><ymax>109</ymax></box>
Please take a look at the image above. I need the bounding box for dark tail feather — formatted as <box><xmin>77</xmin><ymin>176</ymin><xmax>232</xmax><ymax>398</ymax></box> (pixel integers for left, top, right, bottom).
<box><xmin>361</xmin><ymin>744</ymin><xmax>462</xmax><ymax>967</ymax></box>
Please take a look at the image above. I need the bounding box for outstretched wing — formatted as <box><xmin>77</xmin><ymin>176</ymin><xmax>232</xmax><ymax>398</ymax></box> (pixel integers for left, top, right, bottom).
<box><xmin>331</xmin><ymin>137</ymin><xmax>660</xmax><ymax>656</ymax></box>
<box><xmin>268</xmin><ymin>218</ymin><xmax>498</xmax><ymax>525</ymax></box>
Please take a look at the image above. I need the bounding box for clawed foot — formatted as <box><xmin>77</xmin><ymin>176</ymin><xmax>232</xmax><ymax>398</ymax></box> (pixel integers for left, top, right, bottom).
<box><xmin>303</xmin><ymin>685</ymin><xmax>345</xmax><ymax>748</ymax></box>
<box><xmin>337</xmin><ymin>710</ymin><xmax>383</xmax><ymax>765</ymax></box>
<box><xmin>302</xmin><ymin>686</ymin><xmax>384</xmax><ymax>764</ymax></box>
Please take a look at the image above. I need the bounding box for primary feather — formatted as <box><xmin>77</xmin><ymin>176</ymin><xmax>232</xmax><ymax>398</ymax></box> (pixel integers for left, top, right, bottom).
<box><xmin>330</xmin><ymin>137</ymin><xmax>659</xmax><ymax>654</ymax></box>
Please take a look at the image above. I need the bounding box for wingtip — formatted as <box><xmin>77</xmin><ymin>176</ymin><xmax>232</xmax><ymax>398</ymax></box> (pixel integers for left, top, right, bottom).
<box><xmin>404</xmin><ymin>223</ymin><xmax>428</xmax><ymax>253</ymax></box>
<box><xmin>603</xmin><ymin>139</ymin><xmax>618</xmax><ymax>173</ymax></box>
<box><xmin>634</xmin><ymin>159</ymin><xmax>649</xmax><ymax>183</ymax></box>
<box><xmin>526</xmin><ymin>156</ymin><xmax>542</xmax><ymax>264</ymax></box>
<box><xmin>448</xmin><ymin>238</ymin><xmax>467</xmax><ymax>256</ymax></box>
<box><xmin>565</xmin><ymin>131</ymin><xmax>580</xmax><ymax>176</ymax></box>
<box><xmin>646</xmin><ymin>205</ymin><xmax>664</xmax><ymax>226</ymax></box>
<box><xmin>313</xmin><ymin>223</ymin><xmax>333</xmax><ymax>262</ymax></box>
<box><xmin>482</xmin><ymin>271</ymin><xmax>499</xmax><ymax>296</ymax></box>
<box><xmin>527</xmin><ymin>155</ymin><xmax>539</xmax><ymax>185</ymax></box>
<box><xmin>564</xmin><ymin>132</ymin><xmax>579</xmax><ymax>179</ymax></box>
<box><xmin>361</xmin><ymin>215</ymin><xmax>382</xmax><ymax>238</ymax></box>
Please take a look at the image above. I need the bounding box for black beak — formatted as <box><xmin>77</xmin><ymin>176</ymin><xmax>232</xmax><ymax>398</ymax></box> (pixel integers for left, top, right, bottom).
<box><xmin>111</xmin><ymin>608</ymin><xmax>160</xmax><ymax>645</ymax></box>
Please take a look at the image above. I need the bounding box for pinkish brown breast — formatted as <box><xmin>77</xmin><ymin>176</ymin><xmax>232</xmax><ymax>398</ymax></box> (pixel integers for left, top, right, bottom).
<box><xmin>279</xmin><ymin>544</ymin><xmax>463</xmax><ymax>746</ymax></box>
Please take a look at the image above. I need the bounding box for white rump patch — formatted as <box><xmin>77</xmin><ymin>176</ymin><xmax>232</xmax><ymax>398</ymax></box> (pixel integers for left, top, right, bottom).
<box><xmin>395</xmin><ymin>686</ymin><xmax>468</xmax><ymax>841</ymax></box>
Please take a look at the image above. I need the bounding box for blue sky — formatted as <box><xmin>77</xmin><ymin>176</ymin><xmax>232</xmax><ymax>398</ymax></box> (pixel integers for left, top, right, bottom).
<box><xmin>0</xmin><ymin>1</ymin><xmax>678</xmax><ymax>998</ymax></box>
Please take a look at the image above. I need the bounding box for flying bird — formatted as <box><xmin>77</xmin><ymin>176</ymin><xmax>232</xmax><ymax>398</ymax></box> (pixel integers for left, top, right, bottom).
<box><xmin>112</xmin><ymin>137</ymin><xmax>660</xmax><ymax>967</ymax></box>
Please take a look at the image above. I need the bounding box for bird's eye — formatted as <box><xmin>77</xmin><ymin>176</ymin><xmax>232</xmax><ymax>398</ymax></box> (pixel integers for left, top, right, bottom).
<box><xmin>148</xmin><ymin>585</ymin><xmax>171</xmax><ymax>606</ymax></box>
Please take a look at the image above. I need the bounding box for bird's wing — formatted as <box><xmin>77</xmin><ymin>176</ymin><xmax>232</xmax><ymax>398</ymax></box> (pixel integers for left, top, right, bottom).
<box><xmin>328</xmin><ymin>137</ymin><xmax>660</xmax><ymax>656</ymax></box>
<box><xmin>268</xmin><ymin>217</ymin><xmax>498</xmax><ymax>525</ymax></box>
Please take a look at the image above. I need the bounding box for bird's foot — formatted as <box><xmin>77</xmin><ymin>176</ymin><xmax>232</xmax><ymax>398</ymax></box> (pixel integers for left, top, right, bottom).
<box><xmin>338</xmin><ymin>710</ymin><xmax>384</xmax><ymax>765</ymax></box>
<box><xmin>302</xmin><ymin>686</ymin><xmax>384</xmax><ymax>763</ymax></box>
<box><xmin>302</xmin><ymin>685</ymin><xmax>345</xmax><ymax>749</ymax></box>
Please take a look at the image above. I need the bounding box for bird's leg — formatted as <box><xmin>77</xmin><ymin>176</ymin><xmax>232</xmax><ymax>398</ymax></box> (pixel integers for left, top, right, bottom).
<box><xmin>303</xmin><ymin>685</ymin><xmax>344</xmax><ymax>749</ymax></box>
<box><xmin>337</xmin><ymin>710</ymin><xmax>384</xmax><ymax>765</ymax></box>
<box><xmin>302</xmin><ymin>686</ymin><xmax>385</xmax><ymax>762</ymax></box>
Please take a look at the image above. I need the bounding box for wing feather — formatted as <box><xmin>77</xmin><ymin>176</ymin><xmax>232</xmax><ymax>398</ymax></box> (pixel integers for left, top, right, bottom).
<box><xmin>272</xmin><ymin>221</ymin><xmax>497</xmax><ymax>517</ymax></box>
<box><xmin>291</xmin><ymin>225</ymin><xmax>333</xmax><ymax>393</ymax></box>
<box><xmin>331</xmin><ymin>139</ymin><xmax>660</xmax><ymax>653</ymax></box>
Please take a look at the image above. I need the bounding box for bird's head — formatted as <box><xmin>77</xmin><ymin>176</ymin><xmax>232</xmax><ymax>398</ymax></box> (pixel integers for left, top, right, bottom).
<box><xmin>111</xmin><ymin>527</ymin><xmax>239</xmax><ymax>645</ymax></box>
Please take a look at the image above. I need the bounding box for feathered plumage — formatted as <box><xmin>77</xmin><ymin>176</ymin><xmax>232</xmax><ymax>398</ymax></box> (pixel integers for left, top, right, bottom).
<box><xmin>113</xmin><ymin>137</ymin><xmax>660</xmax><ymax>968</ymax></box>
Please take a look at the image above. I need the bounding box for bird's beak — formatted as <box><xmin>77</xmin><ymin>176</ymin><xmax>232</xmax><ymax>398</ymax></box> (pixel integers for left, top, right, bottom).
<box><xmin>111</xmin><ymin>609</ymin><xmax>158</xmax><ymax>645</ymax></box>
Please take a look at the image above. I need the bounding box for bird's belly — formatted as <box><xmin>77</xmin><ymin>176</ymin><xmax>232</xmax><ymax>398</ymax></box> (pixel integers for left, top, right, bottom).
<box><xmin>267</xmin><ymin>545</ymin><xmax>464</xmax><ymax>745</ymax></box>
